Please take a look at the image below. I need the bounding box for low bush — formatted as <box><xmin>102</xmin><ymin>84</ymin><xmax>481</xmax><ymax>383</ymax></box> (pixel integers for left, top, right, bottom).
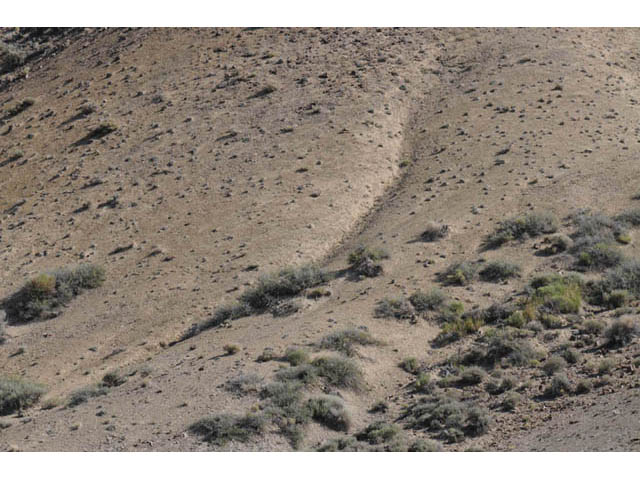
<box><xmin>525</xmin><ymin>274</ymin><xmax>583</xmax><ymax>316</ymax></box>
<box><xmin>484</xmin><ymin>211</ymin><xmax>558</xmax><ymax>249</ymax></box>
<box><xmin>420</xmin><ymin>222</ymin><xmax>449</xmax><ymax>242</ymax></box>
<box><xmin>283</xmin><ymin>348</ymin><xmax>310</xmax><ymax>366</ymax></box>
<box><xmin>414</xmin><ymin>373</ymin><xmax>436</xmax><ymax>393</ymax></box>
<box><xmin>409</xmin><ymin>288</ymin><xmax>446</xmax><ymax>312</ymax></box>
<box><xmin>542</xmin><ymin>355</ymin><xmax>567</xmax><ymax>376</ymax></box>
<box><xmin>615</xmin><ymin>208</ymin><xmax>640</xmax><ymax>226</ymax></box>
<box><xmin>403</xmin><ymin>393</ymin><xmax>490</xmax><ymax>443</ymax></box>
<box><xmin>2</xmin><ymin>264</ymin><xmax>105</xmax><ymax>323</ymax></box>
<box><xmin>574</xmin><ymin>243</ymin><xmax>625</xmax><ymax>271</ymax></box>
<box><xmin>575</xmin><ymin>379</ymin><xmax>592</xmax><ymax>394</ymax></box>
<box><xmin>604</xmin><ymin>318</ymin><xmax>639</xmax><ymax>347</ymax></box>
<box><xmin>400</xmin><ymin>357</ymin><xmax>420</xmax><ymax>374</ymax></box>
<box><xmin>225</xmin><ymin>373</ymin><xmax>263</xmax><ymax>396</ymax></box>
<box><xmin>355</xmin><ymin>421</ymin><xmax>401</xmax><ymax>445</ymax></box>
<box><xmin>319</xmin><ymin>328</ymin><xmax>380</xmax><ymax>356</ymax></box>
<box><xmin>501</xmin><ymin>391</ymin><xmax>522</xmax><ymax>411</ymax></box>
<box><xmin>439</xmin><ymin>261</ymin><xmax>478</xmax><ymax>286</ymax></box>
<box><xmin>485</xmin><ymin>375</ymin><xmax>516</xmax><ymax>395</ymax></box>
<box><xmin>306</xmin><ymin>395</ymin><xmax>351</xmax><ymax>432</ymax></box>
<box><xmin>545</xmin><ymin>373</ymin><xmax>571</xmax><ymax>398</ymax></box>
<box><xmin>311</xmin><ymin>356</ymin><xmax>364</xmax><ymax>391</ymax></box>
<box><xmin>0</xmin><ymin>376</ymin><xmax>46</xmax><ymax>415</ymax></box>
<box><xmin>188</xmin><ymin>413</ymin><xmax>267</xmax><ymax>445</ymax></box>
<box><xmin>457</xmin><ymin>367</ymin><xmax>486</xmax><ymax>386</ymax></box>
<box><xmin>348</xmin><ymin>245</ymin><xmax>389</xmax><ymax>277</ymax></box>
<box><xmin>67</xmin><ymin>385</ymin><xmax>108</xmax><ymax>407</ymax></box>
<box><xmin>479</xmin><ymin>260</ymin><xmax>521</xmax><ymax>282</ymax></box>
<box><xmin>374</xmin><ymin>297</ymin><xmax>415</xmax><ymax>320</ymax></box>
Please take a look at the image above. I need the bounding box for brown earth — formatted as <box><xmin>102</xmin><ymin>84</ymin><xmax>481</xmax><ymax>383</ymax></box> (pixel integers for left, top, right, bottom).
<box><xmin>1</xmin><ymin>27</ymin><xmax>640</xmax><ymax>451</ymax></box>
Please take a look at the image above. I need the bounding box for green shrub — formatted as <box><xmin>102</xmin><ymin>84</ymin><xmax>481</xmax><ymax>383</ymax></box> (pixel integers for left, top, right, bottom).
<box><xmin>479</xmin><ymin>261</ymin><xmax>521</xmax><ymax>282</ymax></box>
<box><xmin>409</xmin><ymin>439</ymin><xmax>442</xmax><ymax>452</ymax></box>
<box><xmin>283</xmin><ymin>348</ymin><xmax>310</xmax><ymax>366</ymax></box>
<box><xmin>604</xmin><ymin>318</ymin><xmax>638</xmax><ymax>347</ymax></box>
<box><xmin>307</xmin><ymin>395</ymin><xmax>351</xmax><ymax>432</ymax></box>
<box><xmin>2</xmin><ymin>264</ymin><xmax>105</xmax><ymax>323</ymax></box>
<box><xmin>439</xmin><ymin>261</ymin><xmax>478</xmax><ymax>286</ymax></box>
<box><xmin>414</xmin><ymin>373</ymin><xmax>436</xmax><ymax>393</ymax></box>
<box><xmin>311</xmin><ymin>356</ymin><xmax>364</xmax><ymax>391</ymax></box>
<box><xmin>67</xmin><ymin>385</ymin><xmax>108</xmax><ymax>407</ymax></box>
<box><xmin>319</xmin><ymin>328</ymin><xmax>379</xmax><ymax>356</ymax></box>
<box><xmin>484</xmin><ymin>211</ymin><xmax>558</xmax><ymax>248</ymax></box>
<box><xmin>188</xmin><ymin>413</ymin><xmax>267</xmax><ymax>445</ymax></box>
<box><xmin>542</xmin><ymin>355</ymin><xmax>567</xmax><ymax>376</ymax></box>
<box><xmin>374</xmin><ymin>297</ymin><xmax>415</xmax><ymax>320</ymax></box>
<box><xmin>526</xmin><ymin>274</ymin><xmax>583</xmax><ymax>315</ymax></box>
<box><xmin>400</xmin><ymin>357</ymin><xmax>420</xmax><ymax>374</ymax></box>
<box><xmin>582</xmin><ymin>318</ymin><xmax>606</xmax><ymax>335</ymax></box>
<box><xmin>355</xmin><ymin>421</ymin><xmax>400</xmax><ymax>445</ymax></box>
<box><xmin>409</xmin><ymin>288</ymin><xmax>446</xmax><ymax>312</ymax></box>
<box><xmin>421</xmin><ymin>222</ymin><xmax>449</xmax><ymax>242</ymax></box>
<box><xmin>0</xmin><ymin>376</ymin><xmax>46</xmax><ymax>415</ymax></box>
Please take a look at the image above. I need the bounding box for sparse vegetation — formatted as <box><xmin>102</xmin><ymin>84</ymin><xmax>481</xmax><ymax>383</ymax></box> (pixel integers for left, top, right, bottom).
<box><xmin>188</xmin><ymin>413</ymin><xmax>267</xmax><ymax>445</ymax></box>
<box><xmin>484</xmin><ymin>211</ymin><xmax>558</xmax><ymax>249</ymax></box>
<box><xmin>348</xmin><ymin>245</ymin><xmax>389</xmax><ymax>277</ymax></box>
<box><xmin>67</xmin><ymin>385</ymin><xmax>108</xmax><ymax>407</ymax></box>
<box><xmin>355</xmin><ymin>421</ymin><xmax>401</xmax><ymax>445</ymax></box>
<box><xmin>604</xmin><ymin>318</ymin><xmax>638</xmax><ymax>347</ymax></box>
<box><xmin>409</xmin><ymin>288</ymin><xmax>446</xmax><ymax>312</ymax></box>
<box><xmin>0</xmin><ymin>376</ymin><xmax>46</xmax><ymax>415</ymax></box>
<box><xmin>542</xmin><ymin>355</ymin><xmax>567</xmax><ymax>376</ymax></box>
<box><xmin>420</xmin><ymin>222</ymin><xmax>449</xmax><ymax>242</ymax></box>
<box><xmin>311</xmin><ymin>356</ymin><xmax>364</xmax><ymax>391</ymax></box>
<box><xmin>479</xmin><ymin>260</ymin><xmax>521</xmax><ymax>282</ymax></box>
<box><xmin>439</xmin><ymin>261</ymin><xmax>478</xmax><ymax>286</ymax></box>
<box><xmin>2</xmin><ymin>264</ymin><xmax>105</xmax><ymax>324</ymax></box>
<box><xmin>224</xmin><ymin>344</ymin><xmax>240</xmax><ymax>355</ymax></box>
<box><xmin>403</xmin><ymin>393</ymin><xmax>490</xmax><ymax>443</ymax></box>
<box><xmin>319</xmin><ymin>328</ymin><xmax>380</xmax><ymax>356</ymax></box>
<box><xmin>306</xmin><ymin>395</ymin><xmax>351</xmax><ymax>431</ymax></box>
<box><xmin>283</xmin><ymin>347</ymin><xmax>310</xmax><ymax>366</ymax></box>
<box><xmin>545</xmin><ymin>373</ymin><xmax>571</xmax><ymax>398</ymax></box>
<box><xmin>414</xmin><ymin>373</ymin><xmax>436</xmax><ymax>393</ymax></box>
<box><xmin>400</xmin><ymin>357</ymin><xmax>420</xmax><ymax>374</ymax></box>
<box><xmin>501</xmin><ymin>391</ymin><xmax>522</xmax><ymax>411</ymax></box>
<box><xmin>225</xmin><ymin>373</ymin><xmax>263</xmax><ymax>396</ymax></box>
<box><xmin>374</xmin><ymin>297</ymin><xmax>415</xmax><ymax>319</ymax></box>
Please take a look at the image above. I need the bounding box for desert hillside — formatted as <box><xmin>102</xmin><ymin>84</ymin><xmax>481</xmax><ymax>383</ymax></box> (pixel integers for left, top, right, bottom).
<box><xmin>1</xmin><ymin>27</ymin><xmax>640</xmax><ymax>451</ymax></box>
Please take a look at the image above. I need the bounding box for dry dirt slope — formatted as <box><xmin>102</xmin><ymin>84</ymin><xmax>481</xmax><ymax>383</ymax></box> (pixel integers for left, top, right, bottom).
<box><xmin>1</xmin><ymin>28</ymin><xmax>640</xmax><ymax>451</ymax></box>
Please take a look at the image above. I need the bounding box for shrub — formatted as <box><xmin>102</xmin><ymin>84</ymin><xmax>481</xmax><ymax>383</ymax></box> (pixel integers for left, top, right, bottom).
<box><xmin>559</xmin><ymin>346</ymin><xmax>582</xmax><ymax>365</ymax></box>
<box><xmin>501</xmin><ymin>392</ymin><xmax>522</xmax><ymax>411</ymax></box>
<box><xmin>348</xmin><ymin>245</ymin><xmax>389</xmax><ymax>277</ymax></box>
<box><xmin>479</xmin><ymin>260</ymin><xmax>521</xmax><ymax>282</ymax></box>
<box><xmin>545</xmin><ymin>373</ymin><xmax>571</xmax><ymax>398</ymax></box>
<box><xmin>223</xmin><ymin>344</ymin><xmax>240</xmax><ymax>355</ymax></box>
<box><xmin>0</xmin><ymin>320</ymin><xmax>7</xmax><ymax>345</ymax></box>
<box><xmin>575</xmin><ymin>243</ymin><xmax>625</xmax><ymax>271</ymax></box>
<box><xmin>270</xmin><ymin>300</ymin><xmax>300</xmax><ymax>317</ymax></box>
<box><xmin>575</xmin><ymin>379</ymin><xmax>592</xmax><ymax>394</ymax></box>
<box><xmin>260</xmin><ymin>381</ymin><xmax>303</xmax><ymax>408</ymax></box>
<box><xmin>307</xmin><ymin>395</ymin><xmax>351</xmax><ymax>432</ymax></box>
<box><xmin>240</xmin><ymin>264</ymin><xmax>329</xmax><ymax>311</ymax></box>
<box><xmin>592</xmin><ymin>259</ymin><xmax>640</xmax><ymax>304</ymax></box>
<box><xmin>355</xmin><ymin>421</ymin><xmax>400</xmax><ymax>445</ymax></box>
<box><xmin>319</xmin><ymin>328</ymin><xmax>379</xmax><ymax>356</ymax></box>
<box><xmin>615</xmin><ymin>208</ymin><xmax>640</xmax><ymax>226</ymax></box>
<box><xmin>484</xmin><ymin>211</ymin><xmax>558</xmax><ymax>248</ymax></box>
<box><xmin>485</xmin><ymin>375</ymin><xmax>515</xmax><ymax>395</ymax></box>
<box><xmin>420</xmin><ymin>222</ymin><xmax>449</xmax><ymax>242</ymax></box>
<box><xmin>435</xmin><ymin>313</ymin><xmax>483</xmax><ymax>346</ymax></box>
<box><xmin>404</xmin><ymin>393</ymin><xmax>490</xmax><ymax>442</ymax></box>
<box><xmin>439</xmin><ymin>261</ymin><xmax>478</xmax><ymax>286</ymax></box>
<box><xmin>180</xmin><ymin>302</ymin><xmax>251</xmax><ymax>341</ymax></box>
<box><xmin>225</xmin><ymin>373</ymin><xmax>263</xmax><ymax>395</ymax></box>
<box><xmin>2</xmin><ymin>264</ymin><xmax>105</xmax><ymax>323</ymax></box>
<box><xmin>283</xmin><ymin>348</ymin><xmax>310</xmax><ymax>366</ymax></box>
<box><xmin>409</xmin><ymin>288</ymin><xmax>446</xmax><ymax>312</ymax></box>
<box><xmin>582</xmin><ymin>318</ymin><xmax>605</xmax><ymax>335</ymax></box>
<box><xmin>527</xmin><ymin>274</ymin><xmax>583</xmax><ymax>315</ymax></box>
<box><xmin>479</xmin><ymin>330</ymin><xmax>539</xmax><ymax>367</ymax></box>
<box><xmin>604</xmin><ymin>318</ymin><xmax>638</xmax><ymax>347</ymax></box>
<box><xmin>67</xmin><ymin>385</ymin><xmax>108</xmax><ymax>407</ymax></box>
<box><xmin>458</xmin><ymin>367</ymin><xmax>486</xmax><ymax>386</ymax></box>
<box><xmin>409</xmin><ymin>439</ymin><xmax>442</xmax><ymax>452</ymax></box>
<box><xmin>374</xmin><ymin>297</ymin><xmax>415</xmax><ymax>320</ymax></box>
<box><xmin>0</xmin><ymin>376</ymin><xmax>46</xmax><ymax>415</ymax></box>
<box><xmin>571</xmin><ymin>211</ymin><xmax>628</xmax><ymax>248</ymax></box>
<box><xmin>101</xmin><ymin>370</ymin><xmax>126</xmax><ymax>388</ymax></box>
<box><xmin>400</xmin><ymin>357</ymin><xmax>419</xmax><ymax>374</ymax></box>
<box><xmin>188</xmin><ymin>413</ymin><xmax>267</xmax><ymax>445</ymax></box>
<box><xmin>542</xmin><ymin>355</ymin><xmax>567</xmax><ymax>376</ymax></box>
<box><xmin>311</xmin><ymin>356</ymin><xmax>364</xmax><ymax>391</ymax></box>
<box><xmin>275</xmin><ymin>364</ymin><xmax>318</xmax><ymax>385</ymax></box>
<box><xmin>540</xmin><ymin>234</ymin><xmax>573</xmax><ymax>255</ymax></box>
<box><xmin>414</xmin><ymin>373</ymin><xmax>436</xmax><ymax>393</ymax></box>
